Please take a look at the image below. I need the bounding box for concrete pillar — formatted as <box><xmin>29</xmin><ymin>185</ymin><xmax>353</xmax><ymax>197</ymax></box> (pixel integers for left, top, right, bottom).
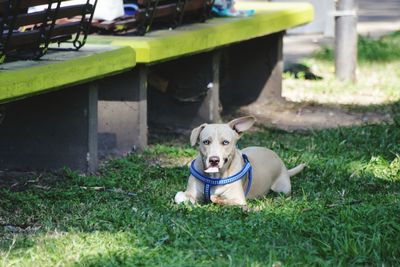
<box><xmin>98</xmin><ymin>66</ymin><xmax>148</xmax><ymax>158</ymax></box>
<box><xmin>220</xmin><ymin>31</ymin><xmax>284</xmax><ymax>110</ymax></box>
<box><xmin>148</xmin><ymin>50</ymin><xmax>221</xmax><ymax>131</ymax></box>
<box><xmin>0</xmin><ymin>83</ymin><xmax>98</xmax><ymax>172</ymax></box>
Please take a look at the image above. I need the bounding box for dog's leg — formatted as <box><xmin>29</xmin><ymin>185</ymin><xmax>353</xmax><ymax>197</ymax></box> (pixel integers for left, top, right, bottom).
<box><xmin>210</xmin><ymin>195</ymin><xmax>246</xmax><ymax>206</ymax></box>
<box><xmin>210</xmin><ymin>195</ymin><xmax>249</xmax><ymax>211</ymax></box>
<box><xmin>175</xmin><ymin>176</ymin><xmax>205</xmax><ymax>204</ymax></box>
<box><xmin>210</xmin><ymin>182</ymin><xmax>247</xmax><ymax>206</ymax></box>
<box><xmin>271</xmin><ymin>171</ymin><xmax>291</xmax><ymax>195</ymax></box>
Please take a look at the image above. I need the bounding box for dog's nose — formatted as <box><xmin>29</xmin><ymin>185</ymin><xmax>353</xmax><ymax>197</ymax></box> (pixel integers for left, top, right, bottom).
<box><xmin>209</xmin><ymin>156</ymin><xmax>220</xmax><ymax>166</ymax></box>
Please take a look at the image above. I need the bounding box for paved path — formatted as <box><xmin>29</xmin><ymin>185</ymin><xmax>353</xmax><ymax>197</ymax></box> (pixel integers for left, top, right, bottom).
<box><xmin>284</xmin><ymin>0</ymin><xmax>400</xmax><ymax>64</ymax></box>
<box><xmin>358</xmin><ymin>0</ymin><xmax>400</xmax><ymax>37</ymax></box>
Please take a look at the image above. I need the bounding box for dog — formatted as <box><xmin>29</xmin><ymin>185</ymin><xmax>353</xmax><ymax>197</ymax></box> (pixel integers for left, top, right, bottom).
<box><xmin>174</xmin><ymin>116</ymin><xmax>305</xmax><ymax>206</ymax></box>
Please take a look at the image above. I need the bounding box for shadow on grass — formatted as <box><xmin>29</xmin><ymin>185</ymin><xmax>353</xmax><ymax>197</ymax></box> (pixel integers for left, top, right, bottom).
<box><xmin>0</xmin><ymin>101</ymin><xmax>399</xmax><ymax>266</ymax></box>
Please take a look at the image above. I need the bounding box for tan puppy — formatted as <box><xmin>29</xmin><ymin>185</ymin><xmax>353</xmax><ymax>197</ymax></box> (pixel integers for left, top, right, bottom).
<box><xmin>174</xmin><ymin>116</ymin><xmax>305</xmax><ymax>206</ymax></box>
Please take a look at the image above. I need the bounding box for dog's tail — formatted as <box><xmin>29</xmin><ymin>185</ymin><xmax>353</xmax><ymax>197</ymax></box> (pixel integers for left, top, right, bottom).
<box><xmin>288</xmin><ymin>164</ymin><xmax>306</xmax><ymax>177</ymax></box>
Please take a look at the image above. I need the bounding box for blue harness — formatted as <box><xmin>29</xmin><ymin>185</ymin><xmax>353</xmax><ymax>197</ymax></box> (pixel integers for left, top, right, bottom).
<box><xmin>189</xmin><ymin>154</ymin><xmax>253</xmax><ymax>203</ymax></box>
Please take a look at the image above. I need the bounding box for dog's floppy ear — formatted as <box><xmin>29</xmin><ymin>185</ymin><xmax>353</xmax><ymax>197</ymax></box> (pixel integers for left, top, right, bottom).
<box><xmin>228</xmin><ymin>116</ymin><xmax>256</xmax><ymax>134</ymax></box>
<box><xmin>190</xmin><ymin>123</ymin><xmax>207</xmax><ymax>146</ymax></box>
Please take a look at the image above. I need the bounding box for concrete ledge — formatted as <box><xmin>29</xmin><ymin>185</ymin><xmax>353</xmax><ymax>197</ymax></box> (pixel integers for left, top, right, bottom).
<box><xmin>0</xmin><ymin>45</ymin><xmax>136</xmax><ymax>104</ymax></box>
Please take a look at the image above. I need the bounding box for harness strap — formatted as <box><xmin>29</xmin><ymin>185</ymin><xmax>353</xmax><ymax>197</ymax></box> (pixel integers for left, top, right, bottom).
<box><xmin>190</xmin><ymin>154</ymin><xmax>253</xmax><ymax>203</ymax></box>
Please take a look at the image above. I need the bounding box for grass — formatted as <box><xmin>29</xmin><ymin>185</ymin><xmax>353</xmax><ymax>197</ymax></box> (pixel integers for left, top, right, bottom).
<box><xmin>283</xmin><ymin>32</ymin><xmax>400</xmax><ymax>108</ymax></box>
<box><xmin>1</xmin><ymin>33</ymin><xmax>400</xmax><ymax>266</ymax></box>
<box><xmin>315</xmin><ymin>31</ymin><xmax>400</xmax><ymax>62</ymax></box>
<box><xmin>1</xmin><ymin>119</ymin><xmax>400</xmax><ymax>266</ymax></box>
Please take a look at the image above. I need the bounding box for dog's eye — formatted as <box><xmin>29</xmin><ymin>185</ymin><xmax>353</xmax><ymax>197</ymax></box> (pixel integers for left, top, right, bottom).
<box><xmin>203</xmin><ymin>140</ymin><xmax>211</xmax><ymax>145</ymax></box>
<box><xmin>222</xmin><ymin>140</ymin><xmax>230</xmax><ymax>145</ymax></box>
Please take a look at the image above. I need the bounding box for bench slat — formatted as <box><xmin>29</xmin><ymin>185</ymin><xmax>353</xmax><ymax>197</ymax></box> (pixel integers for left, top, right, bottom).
<box><xmin>94</xmin><ymin>0</ymin><xmax>206</xmax><ymax>33</ymax></box>
<box><xmin>0</xmin><ymin>4</ymin><xmax>88</xmax><ymax>27</ymax></box>
<box><xmin>88</xmin><ymin>2</ymin><xmax>314</xmax><ymax>63</ymax></box>
<box><xmin>137</xmin><ymin>0</ymin><xmax>175</xmax><ymax>6</ymax></box>
<box><xmin>1</xmin><ymin>0</ymin><xmax>96</xmax><ymax>62</ymax></box>
<box><xmin>0</xmin><ymin>0</ymin><xmax>73</xmax><ymax>14</ymax></box>
<box><xmin>6</xmin><ymin>21</ymin><xmax>80</xmax><ymax>49</ymax></box>
<box><xmin>136</xmin><ymin>0</ymin><xmax>204</xmax><ymax>20</ymax></box>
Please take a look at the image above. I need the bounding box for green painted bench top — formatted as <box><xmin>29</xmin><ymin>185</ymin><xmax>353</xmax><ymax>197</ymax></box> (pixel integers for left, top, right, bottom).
<box><xmin>0</xmin><ymin>45</ymin><xmax>136</xmax><ymax>104</ymax></box>
<box><xmin>88</xmin><ymin>1</ymin><xmax>313</xmax><ymax>63</ymax></box>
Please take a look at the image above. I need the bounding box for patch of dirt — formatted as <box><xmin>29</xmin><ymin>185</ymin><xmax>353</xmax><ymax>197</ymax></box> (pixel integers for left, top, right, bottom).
<box><xmin>241</xmin><ymin>99</ymin><xmax>393</xmax><ymax>132</ymax></box>
<box><xmin>145</xmin><ymin>154</ymin><xmax>192</xmax><ymax>168</ymax></box>
<box><xmin>0</xmin><ymin>171</ymin><xmax>68</xmax><ymax>191</ymax></box>
<box><xmin>0</xmin><ymin>171</ymin><xmax>39</xmax><ymax>190</ymax></box>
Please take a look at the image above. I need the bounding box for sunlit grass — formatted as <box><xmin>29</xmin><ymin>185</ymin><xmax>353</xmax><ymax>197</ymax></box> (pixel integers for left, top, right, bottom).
<box><xmin>284</xmin><ymin>32</ymin><xmax>400</xmax><ymax>106</ymax></box>
<box><xmin>315</xmin><ymin>31</ymin><xmax>400</xmax><ymax>62</ymax></box>
<box><xmin>283</xmin><ymin>59</ymin><xmax>400</xmax><ymax>106</ymax></box>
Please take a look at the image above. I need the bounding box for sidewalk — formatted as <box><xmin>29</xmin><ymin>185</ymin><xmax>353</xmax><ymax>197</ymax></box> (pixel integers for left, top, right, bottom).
<box><xmin>284</xmin><ymin>0</ymin><xmax>400</xmax><ymax>64</ymax></box>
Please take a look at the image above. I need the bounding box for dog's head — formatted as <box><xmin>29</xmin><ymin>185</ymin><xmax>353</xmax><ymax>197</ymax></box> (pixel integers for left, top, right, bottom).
<box><xmin>190</xmin><ymin>116</ymin><xmax>256</xmax><ymax>174</ymax></box>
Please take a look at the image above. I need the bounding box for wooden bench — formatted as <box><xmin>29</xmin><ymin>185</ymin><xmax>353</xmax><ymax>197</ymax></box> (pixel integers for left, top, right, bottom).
<box><xmin>0</xmin><ymin>0</ymin><xmax>96</xmax><ymax>63</ymax></box>
<box><xmin>93</xmin><ymin>0</ymin><xmax>212</xmax><ymax>35</ymax></box>
<box><xmin>0</xmin><ymin>44</ymin><xmax>136</xmax><ymax>172</ymax></box>
<box><xmin>89</xmin><ymin>1</ymin><xmax>314</xmax><ymax>135</ymax></box>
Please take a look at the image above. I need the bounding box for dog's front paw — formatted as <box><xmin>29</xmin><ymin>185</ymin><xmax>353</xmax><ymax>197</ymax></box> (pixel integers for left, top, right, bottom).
<box><xmin>174</xmin><ymin>191</ymin><xmax>188</xmax><ymax>204</ymax></box>
<box><xmin>210</xmin><ymin>195</ymin><xmax>225</xmax><ymax>205</ymax></box>
<box><xmin>211</xmin><ymin>195</ymin><xmax>247</xmax><ymax>206</ymax></box>
<box><xmin>175</xmin><ymin>191</ymin><xmax>197</xmax><ymax>204</ymax></box>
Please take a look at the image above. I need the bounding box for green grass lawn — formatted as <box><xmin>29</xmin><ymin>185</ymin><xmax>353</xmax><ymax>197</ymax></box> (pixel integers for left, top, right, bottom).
<box><xmin>284</xmin><ymin>31</ymin><xmax>400</xmax><ymax>107</ymax></box>
<box><xmin>1</xmin><ymin>33</ymin><xmax>400</xmax><ymax>266</ymax></box>
<box><xmin>1</xmin><ymin>120</ymin><xmax>399</xmax><ymax>266</ymax></box>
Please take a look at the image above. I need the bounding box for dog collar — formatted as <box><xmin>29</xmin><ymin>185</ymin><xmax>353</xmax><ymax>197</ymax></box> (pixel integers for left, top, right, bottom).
<box><xmin>189</xmin><ymin>154</ymin><xmax>253</xmax><ymax>203</ymax></box>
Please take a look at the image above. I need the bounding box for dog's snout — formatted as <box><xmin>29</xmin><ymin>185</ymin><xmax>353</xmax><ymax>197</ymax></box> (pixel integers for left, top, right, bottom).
<box><xmin>209</xmin><ymin>156</ymin><xmax>220</xmax><ymax>166</ymax></box>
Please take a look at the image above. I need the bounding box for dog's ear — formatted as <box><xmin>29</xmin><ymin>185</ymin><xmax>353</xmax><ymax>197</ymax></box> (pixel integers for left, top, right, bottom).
<box><xmin>190</xmin><ymin>123</ymin><xmax>207</xmax><ymax>146</ymax></box>
<box><xmin>228</xmin><ymin>116</ymin><xmax>256</xmax><ymax>134</ymax></box>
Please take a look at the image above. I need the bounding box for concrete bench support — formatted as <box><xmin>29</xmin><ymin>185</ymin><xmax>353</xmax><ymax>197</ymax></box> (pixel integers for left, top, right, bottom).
<box><xmin>0</xmin><ymin>46</ymin><xmax>136</xmax><ymax>172</ymax></box>
<box><xmin>220</xmin><ymin>31</ymin><xmax>284</xmax><ymax>109</ymax></box>
<box><xmin>0</xmin><ymin>65</ymin><xmax>149</xmax><ymax>172</ymax></box>
<box><xmin>0</xmin><ymin>84</ymin><xmax>99</xmax><ymax>172</ymax></box>
<box><xmin>148</xmin><ymin>50</ymin><xmax>221</xmax><ymax>131</ymax></box>
<box><xmin>98</xmin><ymin>66</ymin><xmax>148</xmax><ymax>158</ymax></box>
<box><xmin>88</xmin><ymin>2</ymin><xmax>313</xmax><ymax>134</ymax></box>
